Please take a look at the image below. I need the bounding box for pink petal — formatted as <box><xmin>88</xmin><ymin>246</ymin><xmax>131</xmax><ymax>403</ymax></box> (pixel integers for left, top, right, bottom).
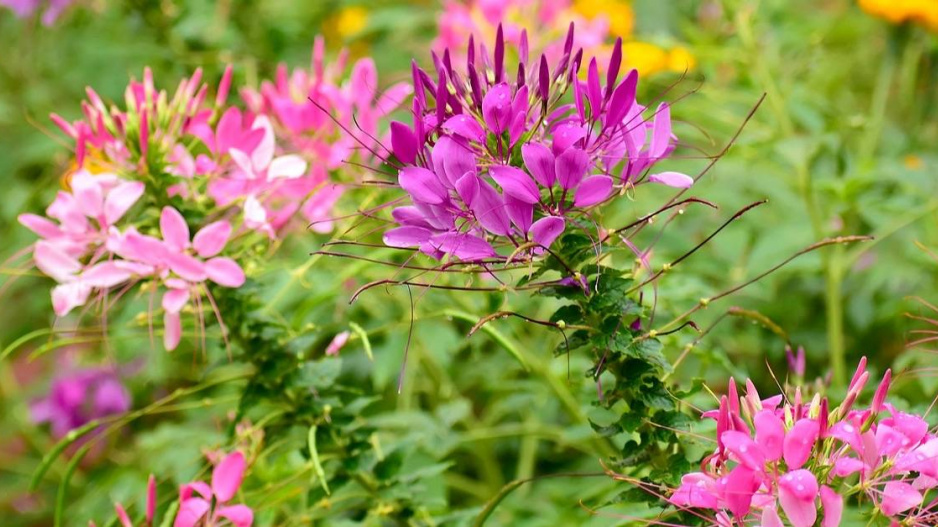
<box><xmin>162</xmin><ymin>288</ymin><xmax>190</xmax><ymax>314</ymax></box>
<box><xmin>19</xmin><ymin>213</ymin><xmax>63</xmax><ymax>239</ymax></box>
<box><xmin>832</xmin><ymin>456</ymin><xmax>864</xmax><ymax>477</ymax></box>
<box><xmin>551</xmin><ymin>122</ymin><xmax>587</xmax><ymax>153</ymax></box>
<box><xmin>648</xmin><ymin>171</ymin><xmax>693</xmax><ymax>188</ymax></box>
<box><xmin>51</xmin><ymin>282</ymin><xmax>92</xmax><ymax>317</ymax></box>
<box><xmin>719</xmin><ymin>465</ymin><xmax>759</xmax><ymax>519</ymax></box>
<box><xmin>146</xmin><ymin>475</ymin><xmax>156</xmax><ymax>523</ymax></box>
<box><xmin>205</xmin><ymin>258</ymin><xmax>246</xmax><ymax>288</ymax></box>
<box><xmin>820</xmin><ymin>486</ymin><xmax>843</xmax><ymax>527</ymax></box>
<box><xmin>490</xmin><ymin>165</ymin><xmax>540</xmax><ymax>204</ymax></box>
<box><xmin>81</xmin><ymin>262</ymin><xmax>133</xmax><ymax>288</ymax></box>
<box><xmin>167</xmin><ymin>252</ymin><xmax>208</xmax><ymax>282</ymax></box>
<box><xmin>214</xmin><ymin>504</ymin><xmax>254</xmax><ymax>527</ymax></box>
<box><xmin>383</xmin><ymin>226</ymin><xmax>432</xmax><ymax>248</ymax></box>
<box><xmin>754</xmin><ymin>410</ymin><xmax>785</xmax><ymax>462</ymax></box>
<box><xmin>104</xmin><ymin>181</ymin><xmax>145</xmax><ymax>225</ymax></box>
<box><xmin>471</xmin><ymin>180</ymin><xmax>511</xmax><ymax>236</ymax></box>
<box><xmin>669</xmin><ymin>472</ymin><xmax>718</xmax><ymax>509</ymax></box>
<box><xmin>650</xmin><ymin>102</ymin><xmax>672</xmax><ymax>158</ymax></box>
<box><xmin>778</xmin><ymin>469</ymin><xmax>818</xmax><ymax>527</ymax></box>
<box><xmin>216</xmin><ymin>107</ymin><xmax>243</xmax><ymax>154</ymax></box>
<box><xmin>505</xmin><ymin>195</ymin><xmax>533</xmax><ymax>234</ymax></box>
<box><xmin>529</xmin><ymin>216</ymin><xmax>565</xmax><ymax>248</ymax></box>
<box><xmin>212</xmin><ymin>452</ymin><xmax>246</xmax><ymax>503</ymax></box>
<box><xmin>431</xmin><ymin>136</ymin><xmax>475</xmax><ymax>188</ymax></box>
<box><xmin>71</xmin><ymin>173</ymin><xmax>105</xmax><ymax>217</ymax></box>
<box><xmin>720</xmin><ymin>430</ymin><xmax>766</xmax><ymax>470</ymax></box>
<box><xmin>522</xmin><ymin>143</ymin><xmax>556</xmax><ymax>187</ymax></box>
<box><xmin>179</xmin><ymin>481</ymin><xmax>213</xmax><ymax>502</ymax></box>
<box><xmin>115</xmin><ymin>504</ymin><xmax>133</xmax><ymax>527</ymax></box>
<box><xmin>882</xmin><ymin>481</ymin><xmax>923</xmax><ymax>516</ymax></box>
<box><xmin>164</xmin><ymin>310</ymin><xmax>182</xmax><ymax>351</ymax></box>
<box><xmin>160</xmin><ymin>207</ymin><xmax>191</xmax><ymax>252</ymax></box>
<box><xmin>192</xmin><ymin>221</ymin><xmax>232</xmax><ymax>258</ymax></box>
<box><xmin>573</xmin><ymin>175</ymin><xmax>613</xmax><ymax>207</ymax></box>
<box><xmin>34</xmin><ymin>241</ymin><xmax>81</xmax><ymax>282</ymax></box>
<box><xmin>399</xmin><ymin>167</ymin><xmax>448</xmax><ymax>205</ymax></box>
<box><xmin>350</xmin><ymin>58</ymin><xmax>378</xmax><ymax>107</ymax></box>
<box><xmin>761</xmin><ymin>507</ymin><xmax>784</xmax><ymax>527</ymax></box>
<box><xmin>173</xmin><ymin>498</ymin><xmax>210</xmax><ymax>527</ymax></box>
<box><xmin>555</xmin><ymin>148</ymin><xmax>589</xmax><ymax>190</ymax></box>
<box><xmin>784</xmin><ymin>418</ymin><xmax>820</xmax><ymax>469</ymax></box>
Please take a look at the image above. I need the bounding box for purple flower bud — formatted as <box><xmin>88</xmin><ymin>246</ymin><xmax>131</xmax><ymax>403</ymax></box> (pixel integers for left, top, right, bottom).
<box><xmin>563</xmin><ymin>22</ymin><xmax>575</xmax><ymax>55</ymax></box>
<box><xmin>467</xmin><ymin>34</ymin><xmax>475</xmax><ymax>68</ymax></box>
<box><xmin>482</xmin><ymin>83</ymin><xmax>513</xmax><ymax>134</ymax></box>
<box><xmin>538</xmin><ymin>55</ymin><xmax>550</xmax><ymax>102</ymax></box>
<box><xmin>494</xmin><ymin>24</ymin><xmax>505</xmax><ymax>83</ymax></box>
<box><xmin>390</xmin><ymin>121</ymin><xmax>418</xmax><ymax>165</ymax></box>
<box><xmin>519</xmin><ymin>30</ymin><xmax>529</xmax><ymax>65</ymax></box>
<box><xmin>606</xmin><ymin>38</ymin><xmax>623</xmax><ymax>99</ymax></box>
<box><xmin>586</xmin><ymin>58</ymin><xmax>602</xmax><ymax>118</ymax></box>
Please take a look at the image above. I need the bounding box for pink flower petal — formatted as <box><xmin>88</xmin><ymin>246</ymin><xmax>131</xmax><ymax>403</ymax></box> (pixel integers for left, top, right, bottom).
<box><xmin>761</xmin><ymin>507</ymin><xmax>784</xmax><ymax>527</ymax></box>
<box><xmin>490</xmin><ymin>165</ymin><xmax>540</xmax><ymax>204</ymax></box>
<box><xmin>192</xmin><ymin>221</ymin><xmax>232</xmax><ymax>258</ymax></box>
<box><xmin>778</xmin><ymin>469</ymin><xmax>818</xmax><ymax>527</ymax></box>
<box><xmin>162</xmin><ymin>288</ymin><xmax>190</xmax><ymax>314</ymax></box>
<box><xmin>214</xmin><ymin>504</ymin><xmax>254</xmax><ymax>527</ymax></box>
<box><xmin>51</xmin><ymin>282</ymin><xmax>92</xmax><ymax>317</ymax></box>
<box><xmin>881</xmin><ymin>481</ymin><xmax>923</xmax><ymax>516</ymax></box>
<box><xmin>205</xmin><ymin>258</ymin><xmax>246</xmax><ymax>288</ymax></box>
<box><xmin>482</xmin><ymin>83</ymin><xmax>513</xmax><ymax>134</ymax></box>
<box><xmin>521</xmin><ymin>143</ymin><xmax>556</xmax><ymax>187</ymax></box>
<box><xmin>383</xmin><ymin>226</ymin><xmax>432</xmax><ymax>248</ymax></box>
<box><xmin>390</xmin><ymin>121</ymin><xmax>419</xmax><ymax>164</ymax></box>
<box><xmin>81</xmin><ymin>262</ymin><xmax>133</xmax><ymax>288</ymax></box>
<box><xmin>555</xmin><ymin>148</ymin><xmax>589</xmax><ymax>190</ymax></box>
<box><xmin>720</xmin><ymin>430</ymin><xmax>766</xmax><ymax>470</ymax></box>
<box><xmin>820</xmin><ymin>485</ymin><xmax>843</xmax><ymax>527</ymax></box>
<box><xmin>34</xmin><ymin>241</ymin><xmax>81</xmax><ymax>282</ymax></box>
<box><xmin>167</xmin><ymin>252</ymin><xmax>208</xmax><ymax>282</ymax></box>
<box><xmin>784</xmin><ymin>418</ymin><xmax>820</xmax><ymax>469</ymax></box>
<box><xmin>268</xmin><ymin>155</ymin><xmax>307</xmax><ymax>179</ymax></box>
<box><xmin>428</xmin><ymin>233</ymin><xmax>496</xmax><ymax>261</ymax></box>
<box><xmin>212</xmin><ymin>451</ymin><xmax>246</xmax><ymax>503</ymax></box>
<box><xmin>442</xmin><ymin>115</ymin><xmax>485</xmax><ymax>143</ymax></box>
<box><xmin>104</xmin><ymin>181</ymin><xmax>145</xmax><ymax>225</ymax></box>
<box><xmin>163</xmin><ymin>310</ymin><xmax>182</xmax><ymax>351</ymax></box>
<box><xmin>160</xmin><ymin>207</ymin><xmax>191</xmax><ymax>252</ymax></box>
<box><xmin>173</xmin><ymin>497</ymin><xmax>210</xmax><ymax>527</ymax></box>
<box><xmin>399</xmin><ymin>167</ymin><xmax>448</xmax><ymax>205</ymax></box>
<box><xmin>754</xmin><ymin>410</ymin><xmax>785</xmax><ymax>462</ymax></box>
<box><xmin>19</xmin><ymin>213</ymin><xmax>63</xmax><ymax>239</ymax></box>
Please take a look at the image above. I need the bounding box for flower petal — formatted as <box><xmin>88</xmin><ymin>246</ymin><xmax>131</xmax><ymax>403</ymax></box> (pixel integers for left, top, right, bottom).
<box><xmin>820</xmin><ymin>486</ymin><xmax>843</xmax><ymax>527</ymax></box>
<box><xmin>214</xmin><ymin>504</ymin><xmax>254</xmax><ymax>527</ymax></box>
<box><xmin>573</xmin><ymin>175</ymin><xmax>613</xmax><ymax>207</ymax></box>
<box><xmin>160</xmin><ymin>207</ymin><xmax>191</xmax><ymax>252</ymax></box>
<box><xmin>778</xmin><ymin>469</ymin><xmax>818</xmax><ymax>527</ymax></box>
<box><xmin>104</xmin><ymin>181</ymin><xmax>145</xmax><ymax>225</ymax></box>
<box><xmin>212</xmin><ymin>452</ymin><xmax>247</xmax><ymax>503</ymax></box>
<box><xmin>34</xmin><ymin>241</ymin><xmax>81</xmax><ymax>282</ymax></box>
<box><xmin>162</xmin><ymin>288</ymin><xmax>190</xmax><ymax>314</ymax></box>
<box><xmin>173</xmin><ymin>498</ymin><xmax>210</xmax><ymax>527</ymax></box>
<box><xmin>529</xmin><ymin>216</ymin><xmax>565</xmax><ymax>248</ymax></box>
<box><xmin>428</xmin><ymin>233</ymin><xmax>496</xmax><ymax>261</ymax></box>
<box><xmin>881</xmin><ymin>481</ymin><xmax>923</xmax><ymax>516</ymax></box>
<box><xmin>163</xmin><ymin>310</ymin><xmax>182</xmax><ymax>351</ymax></box>
<box><xmin>490</xmin><ymin>165</ymin><xmax>540</xmax><ymax>204</ymax></box>
<box><xmin>754</xmin><ymin>410</ymin><xmax>785</xmax><ymax>462</ymax></box>
<box><xmin>390</xmin><ymin>121</ymin><xmax>418</xmax><ymax>164</ymax></box>
<box><xmin>522</xmin><ymin>143</ymin><xmax>556</xmax><ymax>187</ymax></box>
<box><xmin>193</xmin><ymin>221</ymin><xmax>232</xmax><ymax>258</ymax></box>
<box><xmin>268</xmin><ymin>155</ymin><xmax>308</xmax><ymax>179</ymax></box>
<box><xmin>648</xmin><ymin>171</ymin><xmax>693</xmax><ymax>188</ymax></box>
<box><xmin>399</xmin><ymin>167</ymin><xmax>448</xmax><ymax>205</ymax></box>
<box><xmin>783</xmin><ymin>418</ymin><xmax>819</xmax><ymax>470</ymax></box>
<box><xmin>555</xmin><ymin>148</ymin><xmax>589</xmax><ymax>190</ymax></box>
<box><xmin>482</xmin><ymin>83</ymin><xmax>513</xmax><ymax>134</ymax></box>
<box><xmin>205</xmin><ymin>258</ymin><xmax>246</xmax><ymax>288</ymax></box>
<box><xmin>383</xmin><ymin>226</ymin><xmax>433</xmax><ymax>248</ymax></box>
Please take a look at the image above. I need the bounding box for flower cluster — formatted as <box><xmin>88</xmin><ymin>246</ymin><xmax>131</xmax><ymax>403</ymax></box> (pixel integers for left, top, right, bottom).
<box><xmin>434</xmin><ymin>0</ymin><xmax>693</xmax><ymax>77</ymax></box>
<box><xmin>241</xmin><ymin>37</ymin><xmax>410</xmax><ymax>233</ymax></box>
<box><xmin>31</xmin><ymin>364</ymin><xmax>131</xmax><ymax>439</ymax></box>
<box><xmin>383</xmin><ymin>24</ymin><xmax>692</xmax><ymax>261</ymax></box>
<box><xmin>21</xmin><ymin>38</ymin><xmax>402</xmax><ymax>350</ymax></box>
<box><xmin>669</xmin><ymin>358</ymin><xmax>938</xmax><ymax>525</ymax></box>
<box><xmin>859</xmin><ymin>0</ymin><xmax>938</xmax><ymax>32</ymax></box>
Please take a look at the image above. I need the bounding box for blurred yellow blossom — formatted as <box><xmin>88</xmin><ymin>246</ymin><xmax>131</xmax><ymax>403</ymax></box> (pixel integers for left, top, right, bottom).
<box><xmin>667</xmin><ymin>45</ymin><xmax>696</xmax><ymax>73</ymax></box>
<box><xmin>622</xmin><ymin>41</ymin><xmax>695</xmax><ymax>77</ymax></box>
<box><xmin>858</xmin><ymin>0</ymin><xmax>938</xmax><ymax>32</ymax></box>
<box><xmin>335</xmin><ymin>6</ymin><xmax>369</xmax><ymax>38</ymax></box>
<box><xmin>905</xmin><ymin>154</ymin><xmax>925</xmax><ymax>170</ymax></box>
<box><xmin>571</xmin><ymin>0</ymin><xmax>634</xmax><ymax>38</ymax></box>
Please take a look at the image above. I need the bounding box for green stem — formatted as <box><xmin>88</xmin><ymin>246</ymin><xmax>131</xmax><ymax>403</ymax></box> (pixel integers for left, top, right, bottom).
<box><xmin>826</xmin><ymin>243</ymin><xmax>846</xmax><ymax>388</ymax></box>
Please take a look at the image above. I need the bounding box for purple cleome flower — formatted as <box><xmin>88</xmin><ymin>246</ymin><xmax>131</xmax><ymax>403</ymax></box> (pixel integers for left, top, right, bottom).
<box><xmin>383</xmin><ymin>23</ymin><xmax>693</xmax><ymax>261</ymax></box>
<box><xmin>31</xmin><ymin>367</ymin><xmax>131</xmax><ymax>438</ymax></box>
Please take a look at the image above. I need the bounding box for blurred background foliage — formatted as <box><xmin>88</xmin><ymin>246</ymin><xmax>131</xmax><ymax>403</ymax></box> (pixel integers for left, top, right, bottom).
<box><xmin>1</xmin><ymin>0</ymin><xmax>937</xmax><ymax>525</ymax></box>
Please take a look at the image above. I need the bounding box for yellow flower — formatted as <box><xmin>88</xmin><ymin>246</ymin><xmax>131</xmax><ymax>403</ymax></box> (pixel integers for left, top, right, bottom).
<box><xmin>572</xmin><ymin>0</ymin><xmax>635</xmax><ymax>38</ymax></box>
<box><xmin>335</xmin><ymin>6</ymin><xmax>368</xmax><ymax>38</ymax></box>
<box><xmin>858</xmin><ymin>0</ymin><xmax>938</xmax><ymax>32</ymax></box>
<box><xmin>622</xmin><ymin>41</ymin><xmax>669</xmax><ymax>77</ymax></box>
<box><xmin>667</xmin><ymin>46</ymin><xmax>696</xmax><ymax>73</ymax></box>
<box><xmin>905</xmin><ymin>154</ymin><xmax>925</xmax><ymax>170</ymax></box>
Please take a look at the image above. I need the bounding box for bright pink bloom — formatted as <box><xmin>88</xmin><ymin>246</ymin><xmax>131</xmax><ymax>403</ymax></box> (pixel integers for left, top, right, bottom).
<box><xmin>175</xmin><ymin>451</ymin><xmax>253</xmax><ymax>527</ymax></box>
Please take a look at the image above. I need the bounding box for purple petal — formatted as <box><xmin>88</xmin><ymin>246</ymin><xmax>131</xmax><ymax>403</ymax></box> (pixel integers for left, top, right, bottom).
<box><xmin>490</xmin><ymin>165</ymin><xmax>540</xmax><ymax>204</ymax></box>
<box><xmin>455</xmin><ymin>173</ymin><xmax>480</xmax><ymax>207</ymax></box>
<box><xmin>555</xmin><ymin>148</ymin><xmax>589</xmax><ymax>190</ymax></box>
<box><xmin>383</xmin><ymin>226</ymin><xmax>432</xmax><ymax>248</ymax></box>
<box><xmin>391</xmin><ymin>207</ymin><xmax>432</xmax><ymax>228</ymax></box>
<box><xmin>432</xmin><ymin>136</ymin><xmax>476</xmax><ymax>188</ymax></box>
<box><xmin>605</xmin><ymin>69</ymin><xmax>638</xmax><ymax>129</ymax></box>
<box><xmin>471</xmin><ymin>180</ymin><xmax>511</xmax><ymax>236</ymax></box>
<box><xmin>505</xmin><ymin>195</ymin><xmax>533</xmax><ymax>234</ymax></box>
<box><xmin>586</xmin><ymin>58</ymin><xmax>602</xmax><ymax>115</ymax></box>
<box><xmin>442</xmin><ymin>115</ymin><xmax>485</xmax><ymax>143</ymax></box>
<box><xmin>399</xmin><ymin>167</ymin><xmax>448</xmax><ymax>204</ymax></box>
<box><xmin>529</xmin><ymin>216</ymin><xmax>564</xmax><ymax>248</ymax></box>
<box><xmin>429</xmin><ymin>233</ymin><xmax>496</xmax><ymax>261</ymax></box>
<box><xmin>522</xmin><ymin>143</ymin><xmax>556</xmax><ymax>187</ymax></box>
<box><xmin>650</xmin><ymin>103</ymin><xmax>672</xmax><ymax>158</ymax></box>
<box><xmin>573</xmin><ymin>175</ymin><xmax>613</xmax><ymax>207</ymax></box>
<box><xmin>648</xmin><ymin>171</ymin><xmax>693</xmax><ymax>188</ymax></box>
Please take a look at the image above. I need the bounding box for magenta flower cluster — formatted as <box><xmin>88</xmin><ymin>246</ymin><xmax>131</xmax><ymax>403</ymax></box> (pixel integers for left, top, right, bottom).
<box><xmin>383</xmin><ymin>24</ymin><xmax>691</xmax><ymax>261</ymax></box>
<box><xmin>670</xmin><ymin>358</ymin><xmax>938</xmax><ymax>526</ymax></box>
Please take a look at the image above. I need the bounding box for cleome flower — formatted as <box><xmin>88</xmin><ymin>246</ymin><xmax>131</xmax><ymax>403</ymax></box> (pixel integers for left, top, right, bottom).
<box><xmin>174</xmin><ymin>451</ymin><xmax>253</xmax><ymax>527</ymax></box>
<box><xmin>383</xmin><ymin>24</ymin><xmax>693</xmax><ymax>261</ymax></box>
<box><xmin>664</xmin><ymin>357</ymin><xmax>938</xmax><ymax>526</ymax></box>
